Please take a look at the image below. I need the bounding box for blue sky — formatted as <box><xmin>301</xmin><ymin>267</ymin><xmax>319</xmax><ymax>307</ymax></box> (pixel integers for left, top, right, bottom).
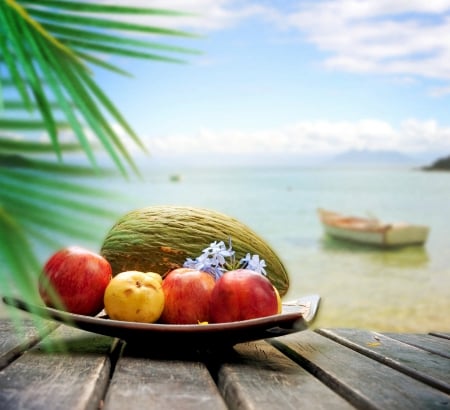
<box><xmin>94</xmin><ymin>0</ymin><xmax>450</xmax><ymax>162</ymax></box>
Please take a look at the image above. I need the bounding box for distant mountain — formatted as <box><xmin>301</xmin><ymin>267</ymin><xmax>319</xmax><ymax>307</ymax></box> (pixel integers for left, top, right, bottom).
<box><xmin>329</xmin><ymin>149</ymin><xmax>418</xmax><ymax>166</ymax></box>
<box><xmin>422</xmin><ymin>154</ymin><xmax>450</xmax><ymax>171</ymax></box>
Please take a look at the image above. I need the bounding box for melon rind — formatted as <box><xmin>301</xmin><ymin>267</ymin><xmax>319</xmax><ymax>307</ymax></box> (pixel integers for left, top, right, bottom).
<box><xmin>100</xmin><ymin>206</ymin><xmax>290</xmax><ymax>297</ymax></box>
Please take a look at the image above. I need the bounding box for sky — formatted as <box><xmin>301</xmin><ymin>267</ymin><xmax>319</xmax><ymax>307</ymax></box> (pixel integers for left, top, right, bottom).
<box><xmin>93</xmin><ymin>0</ymin><xmax>450</xmax><ymax>163</ymax></box>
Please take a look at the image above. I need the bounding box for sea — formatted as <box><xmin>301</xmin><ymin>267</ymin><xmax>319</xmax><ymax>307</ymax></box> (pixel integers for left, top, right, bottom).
<box><xmin>4</xmin><ymin>162</ymin><xmax>450</xmax><ymax>332</ymax></box>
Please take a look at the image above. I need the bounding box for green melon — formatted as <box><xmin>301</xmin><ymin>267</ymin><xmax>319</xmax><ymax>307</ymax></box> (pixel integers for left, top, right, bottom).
<box><xmin>100</xmin><ymin>206</ymin><xmax>290</xmax><ymax>297</ymax></box>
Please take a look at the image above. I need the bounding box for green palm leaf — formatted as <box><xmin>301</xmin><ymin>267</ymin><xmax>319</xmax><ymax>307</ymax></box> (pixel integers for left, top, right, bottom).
<box><xmin>0</xmin><ymin>137</ymin><xmax>80</xmax><ymax>153</ymax></box>
<box><xmin>0</xmin><ymin>1</ymin><xmax>199</xmax><ymax>314</ymax></box>
<box><xmin>1</xmin><ymin>0</ymin><xmax>199</xmax><ymax>172</ymax></box>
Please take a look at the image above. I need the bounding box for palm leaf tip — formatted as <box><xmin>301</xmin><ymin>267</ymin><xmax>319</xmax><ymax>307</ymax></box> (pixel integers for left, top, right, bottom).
<box><xmin>18</xmin><ymin>1</ymin><xmax>196</xmax><ymax>18</ymax></box>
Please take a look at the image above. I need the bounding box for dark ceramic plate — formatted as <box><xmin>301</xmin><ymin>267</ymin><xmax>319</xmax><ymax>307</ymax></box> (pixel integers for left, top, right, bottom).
<box><xmin>2</xmin><ymin>295</ymin><xmax>320</xmax><ymax>348</ymax></box>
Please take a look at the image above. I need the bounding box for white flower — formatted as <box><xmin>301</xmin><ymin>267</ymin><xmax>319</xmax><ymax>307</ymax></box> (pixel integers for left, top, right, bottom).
<box><xmin>239</xmin><ymin>253</ymin><xmax>267</xmax><ymax>275</ymax></box>
<box><xmin>183</xmin><ymin>239</ymin><xmax>266</xmax><ymax>279</ymax></box>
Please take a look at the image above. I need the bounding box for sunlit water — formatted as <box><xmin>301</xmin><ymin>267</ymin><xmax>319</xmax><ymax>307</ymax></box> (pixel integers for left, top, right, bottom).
<box><xmin>5</xmin><ymin>163</ymin><xmax>450</xmax><ymax>332</ymax></box>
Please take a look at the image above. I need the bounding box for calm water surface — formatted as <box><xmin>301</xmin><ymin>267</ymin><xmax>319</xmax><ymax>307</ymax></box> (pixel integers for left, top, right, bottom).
<box><xmin>103</xmin><ymin>164</ymin><xmax>450</xmax><ymax>333</ymax></box>
<box><xmin>5</xmin><ymin>164</ymin><xmax>450</xmax><ymax>332</ymax></box>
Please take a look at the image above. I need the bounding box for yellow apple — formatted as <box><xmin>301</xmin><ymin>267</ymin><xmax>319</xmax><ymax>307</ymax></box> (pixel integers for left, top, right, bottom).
<box><xmin>104</xmin><ymin>271</ymin><xmax>164</xmax><ymax>323</ymax></box>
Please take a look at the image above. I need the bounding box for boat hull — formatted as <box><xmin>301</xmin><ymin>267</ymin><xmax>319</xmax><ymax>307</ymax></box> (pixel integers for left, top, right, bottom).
<box><xmin>318</xmin><ymin>209</ymin><xmax>429</xmax><ymax>247</ymax></box>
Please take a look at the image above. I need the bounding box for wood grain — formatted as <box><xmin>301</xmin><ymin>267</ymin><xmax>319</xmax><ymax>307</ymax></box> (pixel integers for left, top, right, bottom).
<box><xmin>0</xmin><ymin>325</ymin><xmax>116</xmax><ymax>410</ymax></box>
<box><xmin>271</xmin><ymin>330</ymin><xmax>450</xmax><ymax>410</ymax></box>
<box><xmin>430</xmin><ymin>332</ymin><xmax>450</xmax><ymax>341</ymax></box>
<box><xmin>317</xmin><ymin>328</ymin><xmax>450</xmax><ymax>394</ymax></box>
<box><xmin>383</xmin><ymin>333</ymin><xmax>450</xmax><ymax>359</ymax></box>
<box><xmin>2</xmin><ymin>318</ymin><xmax>449</xmax><ymax>410</ymax></box>
<box><xmin>218</xmin><ymin>339</ymin><xmax>354</xmax><ymax>410</ymax></box>
<box><xmin>0</xmin><ymin>318</ymin><xmax>57</xmax><ymax>369</ymax></box>
<box><xmin>103</xmin><ymin>344</ymin><xmax>227</xmax><ymax>410</ymax></box>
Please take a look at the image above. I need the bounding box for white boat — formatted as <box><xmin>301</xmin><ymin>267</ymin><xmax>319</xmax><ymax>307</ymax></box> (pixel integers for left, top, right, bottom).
<box><xmin>317</xmin><ymin>209</ymin><xmax>429</xmax><ymax>247</ymax></box>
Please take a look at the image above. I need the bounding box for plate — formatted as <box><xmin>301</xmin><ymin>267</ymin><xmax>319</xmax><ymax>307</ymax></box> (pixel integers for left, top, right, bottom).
<box><xmin>2</xmin><ymin>295</ymin><xmax>320</xmax><ymax>348</ymax></box>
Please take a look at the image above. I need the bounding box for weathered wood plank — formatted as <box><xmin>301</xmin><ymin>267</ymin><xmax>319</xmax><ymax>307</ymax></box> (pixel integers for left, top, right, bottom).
<box><xmin>0</xmin><ymin>318</ymin><xmax>57</xmax><ymax>369</ymax></box>
<box><xmin>430</xmin><ymin>333</ymin><xmax>450</xmax><ymax>341</ymax></box>
<box><xmin>103</xmin><ymin>344</ymin><xmax>227</xmax><ymax>410</ymax></box>
<box><xmin>317</xmin><ymin>328</ymin><xmax>450</xmax><ymax>394</ymax></box>
<box><xmin>218</xmin><ymin>340</ymin><xmax>354</xmax><ymax>410</ymax></box>
<box><xmin>270</xmin><ymin>330</ymin><xmax>450</xmax><ymax>410</ymax></box>
<box><xmin>0</xmin><ymin>325</ymin><xmax>116</xmax><ymax>410</ymax></box>
<box><xmin>383</xmin><ymin>333</ymin><xmax>450</xmax><ymax>359</ymax></box>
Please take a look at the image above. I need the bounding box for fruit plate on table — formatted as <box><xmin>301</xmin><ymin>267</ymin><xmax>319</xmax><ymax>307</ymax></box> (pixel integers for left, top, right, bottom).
<box><xmin>2</xmin><ymin>295</ymin><xmax>320</xmax><ymax>348</ymax></box>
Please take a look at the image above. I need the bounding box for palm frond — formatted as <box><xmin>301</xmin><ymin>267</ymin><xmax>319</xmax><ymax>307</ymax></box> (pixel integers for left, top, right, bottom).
<box><xmin>45</xmin><ymin>22</ymin><xmax>201</xmax><ymax>55</ymax></box>
<box><xmin>0</xmin><ymin>153</ymin><xmax>116</xmax><ymax>176</ymax></box>
<box><xmin>0</xmin><ymin>119</ymin><xmax>70</xmax><ymax>130</ymax></box>
<box><xmin>0</xmin><ymin>1</ymin><xmax>200</xmax><ymax>312</ymax></box>
<box><xmin>25</xmin><ymin>5</ymin><xmax>197</xmax><ymax>37</ymax></box>
<box><xmin>0</xmin><ymin>209</ymin><xmax>41</xmax><ymax>301</ymax></box>
<box><xmin>1</xmin><ymin>0</ymin><xmax>200</xmax><ymax>173</ymax></box>
<box><xmin>0</xmin><ymin>137</ymin><xmax>81</xmax><ymax>154</ymax></box>
<box><xmin>0</xmin><ymin>157</ymin><xmax>126</xmax><ymax>304</ymax></box>
<box><xmin>3</xmin><ymin>99</ymin><xmax>63</xmax><ymax>110</ymax></box>
<box><xmin>19</xmin><ymin>0</ymin><xmax>192</xmax><ymax>17</ymax></box>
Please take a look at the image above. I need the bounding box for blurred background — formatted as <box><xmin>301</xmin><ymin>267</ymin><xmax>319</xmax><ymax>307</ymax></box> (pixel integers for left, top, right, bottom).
<box><xmin>1</xmin><ymin>1</ymin><xmax>449</xmax><ymax>332</ymax></box>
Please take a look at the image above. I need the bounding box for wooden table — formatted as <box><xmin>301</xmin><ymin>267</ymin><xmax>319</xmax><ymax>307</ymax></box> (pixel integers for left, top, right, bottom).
<box><xmin>0</xmin><ymin>318</ymin><xmax>449</xmax><ymax>410</ymax></box>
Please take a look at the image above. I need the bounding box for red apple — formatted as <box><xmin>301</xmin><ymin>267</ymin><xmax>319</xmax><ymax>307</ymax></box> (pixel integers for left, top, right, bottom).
<box><xmin>38</xmin><ymin>246</ymin><xmax>112</xmax><ymax>316</ymax></box>
<box><xmin>160</xmin><ymin>268</ymin><xmax>216</xmax><ymax>324</ymax></box>
<box><xmin>210</xmin><ymin>269</ymin><xmax>279</xmax><ymax>323</ymax></box>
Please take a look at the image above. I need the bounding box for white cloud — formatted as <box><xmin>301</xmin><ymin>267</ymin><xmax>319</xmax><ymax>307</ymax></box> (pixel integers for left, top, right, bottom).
<box><xmin>101</xmin><ymin>0</ymin><xmax>450</xmax><ymax>95</ymax></box>
<box><xmin>99</xmin><ymin>0</ymin><xmax>270</xmax><ymax>31</ymax></box>
<box><xmin>285</xmin><ymin>1</ymin><xmax>450</xmax><ymax>82</ymax></box>
<box><xmin>97</xmin><ymin>1</ymin><xmax>450</xmax><ymax>86</ymax></box>
<box><xmin>143</xmin><ymin>119</ymin><xmax>450</xmax><ymax>157</ymax></box>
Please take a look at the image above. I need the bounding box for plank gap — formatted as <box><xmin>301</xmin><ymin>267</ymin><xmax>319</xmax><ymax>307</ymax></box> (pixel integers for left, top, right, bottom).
<box><xmin>316</xmin><ymin>329</ymin><xmax>450</xmax><ymax>395</ymax></box>
<box><xmin>270</xmin><ymin>337</ymin><xmax>377</xmax><ymax>410</ymax></box>
<box><xmin>272</xmin><ymin>330</ymin><xmax>450</xmax><ymax>410</ymax></box>
<box><xmin>383</xmin><ymin>333</ymin><xmax>450</xmax><ymax>359</ymax></box>
<box><xmin>429</xmin><ymin>332</ymin><xmax>450</xmax><ymax>341</ymax></box>
<box><xmin>96</xmin><ymin>338</ymin><xmax>125</xmax><ymax>408</ymax></box>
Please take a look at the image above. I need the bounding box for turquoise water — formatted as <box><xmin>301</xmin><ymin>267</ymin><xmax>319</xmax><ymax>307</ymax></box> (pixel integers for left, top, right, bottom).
<box><xmin>5</xmin><ymin>164</ymin><xmax>450</xmax><ymax>332</ymax></box>
<box><xmin>101</xmin><ymin>164</ymin><xmax>449</xmax><ymax>333</ymax></box>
